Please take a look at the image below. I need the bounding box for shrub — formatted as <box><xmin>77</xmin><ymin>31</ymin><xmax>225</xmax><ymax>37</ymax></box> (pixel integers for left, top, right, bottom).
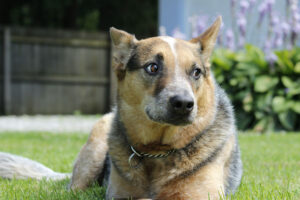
<box><xmin>212</xmin><ymin>45</ymin><xmax>300</xmax><ymax>132</ymax></box>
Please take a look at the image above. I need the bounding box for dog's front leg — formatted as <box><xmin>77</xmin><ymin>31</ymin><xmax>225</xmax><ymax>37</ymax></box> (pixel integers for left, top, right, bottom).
<box><xmin>106</xmin><ymin>165</ymin><xmax>148</xmax><ymax>200</ymax></box>
<box><xmin>69</xmin><ymin>112</ymin><xmax>114</xmax><ymax>190</ymax></box>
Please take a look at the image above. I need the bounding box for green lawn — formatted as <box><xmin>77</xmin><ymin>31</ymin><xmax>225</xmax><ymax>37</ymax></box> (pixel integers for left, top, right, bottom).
<box><xmin>0</xmin><ymin>132</ymin><xmax>299</xmax><ymax>200</ymax></box>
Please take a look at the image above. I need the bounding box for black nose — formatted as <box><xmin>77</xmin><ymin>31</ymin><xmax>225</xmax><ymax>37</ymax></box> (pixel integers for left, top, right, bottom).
<box><xmin>169</xmin><ymin>95</ymin><xmax>194</xmax><ymax>114</ymax></box>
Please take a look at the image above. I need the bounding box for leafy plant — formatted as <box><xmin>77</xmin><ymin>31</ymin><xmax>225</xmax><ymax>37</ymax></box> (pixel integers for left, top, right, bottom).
<box><xmin>212</xmin><ymin>45</ymin><xmax>300</xmax><ymax>132</ymax></box>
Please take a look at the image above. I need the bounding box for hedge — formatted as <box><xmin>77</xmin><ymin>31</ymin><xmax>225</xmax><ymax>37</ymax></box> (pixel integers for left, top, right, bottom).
<box><xmin>212</xmin><ymin>45</ymin><xmax>300</xmax><ymax>132</ymax></box>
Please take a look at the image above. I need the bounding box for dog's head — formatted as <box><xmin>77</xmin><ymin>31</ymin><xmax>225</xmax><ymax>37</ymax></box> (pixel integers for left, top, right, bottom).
<box><xmin>110</xmin><ymin>17</ymin><xmax>221</xmax><ymax>126</ymax></box>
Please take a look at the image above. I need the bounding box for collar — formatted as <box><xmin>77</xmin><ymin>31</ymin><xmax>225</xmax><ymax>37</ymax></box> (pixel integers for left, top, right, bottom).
<box><xmin>128</xmin><ymin>145</ymin><xmax>176</xmax><ymax>168</ymax></box>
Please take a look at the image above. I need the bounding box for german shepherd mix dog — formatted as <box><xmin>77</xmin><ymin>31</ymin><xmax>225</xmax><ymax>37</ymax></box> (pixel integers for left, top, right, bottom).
<box><xmin>0</xmin><ymin>17</ymin><xmax>242</xmax><ymax>200</ymax></box>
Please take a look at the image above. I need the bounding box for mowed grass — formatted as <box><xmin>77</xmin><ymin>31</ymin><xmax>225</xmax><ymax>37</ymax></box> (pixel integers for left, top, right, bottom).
<box><xmin>0</xmin><ymin>132</ymin><xmax>105</xmax><ymax>200</ymax></box>
<box><xmin>0</xmin><ymin>132</ymin><xmax>299</xmax><ymax>200</ymax></box>
<box><xmin>230</xmin><ymin>133</ymin><xmax>300</xmax><ymax>200</ymax></box>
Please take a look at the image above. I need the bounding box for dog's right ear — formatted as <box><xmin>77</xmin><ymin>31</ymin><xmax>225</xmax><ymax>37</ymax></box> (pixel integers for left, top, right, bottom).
<box><xmin>110</xmin><ymin>27</ymin><xmax>137</xmax><ymax>71</ymax></box>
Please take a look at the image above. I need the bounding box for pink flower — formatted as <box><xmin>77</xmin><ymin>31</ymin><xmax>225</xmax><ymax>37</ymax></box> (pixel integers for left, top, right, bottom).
<box><xmin>172</xmin><ymin>28</ymin><xmax>186</xmax><ymax>40</ymax></box>
<box><xmin>281</xmin><ymin>22</ymin><xmax>290</xmax><ymax>35</ymax></box>
<box><xmin>249</xmin><ymin>0</ymin><xmax>257</xmax><ymax>8</ymax></box>
<box><xmin>225</xmin><ymin>29</ymin><xmax>235</xmax><ymax>50</ymax></box>
<box><xmin>240</xmin><ymin>0</ymin><xmax>250</xmax><ymax>14</ymax></box>
<box><xmin>258</xmin><ymin>2</ymin><xmax>268</xmax><ymax>24</ymax></box>
<box><xmin>237</xmin><ymin>16</ymin><xmax>247</xmax><ymax>37</ymax></box>
<box><xmin>271</xmin><ymin>15</ymin><xmax>279</xmax><ymax>28</ymax></box>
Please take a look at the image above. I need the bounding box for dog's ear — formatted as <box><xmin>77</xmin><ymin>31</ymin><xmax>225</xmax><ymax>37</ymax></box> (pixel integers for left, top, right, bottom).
<box><xmin>190</xmin><ymin>16</ymin><xmax>222</xmax><ymax>66</ymax></box>
<box><xmin>110</xmin><ymin>27</ymin><xmax>137</xmax><ymax>71</ymax></box>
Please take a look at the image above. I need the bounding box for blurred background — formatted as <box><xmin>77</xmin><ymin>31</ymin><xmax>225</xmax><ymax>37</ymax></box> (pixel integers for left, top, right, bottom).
<box><xmin>0</xmin><ymin>0</ymin><xmax>299</xmax><ymax>133</ymax></box>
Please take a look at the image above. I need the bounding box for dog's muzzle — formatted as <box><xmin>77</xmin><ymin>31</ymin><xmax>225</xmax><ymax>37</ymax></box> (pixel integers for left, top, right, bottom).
<box><xmin>145</xmin><ymin>89</ymin><xmax>196</xmax><ymax>126</ymax></box>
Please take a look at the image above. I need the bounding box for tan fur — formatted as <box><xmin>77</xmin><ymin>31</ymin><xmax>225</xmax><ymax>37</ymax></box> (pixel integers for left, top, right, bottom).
<box><xmin>190</xmin><ymin>16</ymin><xmax>222</xmax><ymax>65</ymax></box>
<box><xmin>156</xmin><ymin>164</ymin><xmax>224</xmax><ymax>200</ymax></box>
<box><xmin>105</xmin><ymin>16</ymin><xmax>236</xmax><ymax>199</ymax></box>
<box><xmin>106</xmin><ymin>165</ymin><xmax>147</xmax><ymax>199</ymax></box>
<box><xmin>69</xmin><ymin>112</ymin><xmax>113</xmax><ymax>190</ymax></box>
<box><xmin>116</xmin><ymin>36</ymin><xmax>216</xmax><ymax>151</ymax></box>
<box><xmin>70</xmin><ymin>16</ymin><xmax>242</xmax><ymax>200</ymax></box>
<box><xmin>156</xmin><ymin>134</ymin><xmax>235</xmax><ymax>200</ymax></box>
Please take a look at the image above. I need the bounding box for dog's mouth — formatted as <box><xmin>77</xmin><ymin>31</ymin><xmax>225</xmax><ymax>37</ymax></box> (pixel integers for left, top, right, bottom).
<box><xmin>145</xmin><ymin>108</ymin><xmax>194</xmax><ymax>126</ymax></box>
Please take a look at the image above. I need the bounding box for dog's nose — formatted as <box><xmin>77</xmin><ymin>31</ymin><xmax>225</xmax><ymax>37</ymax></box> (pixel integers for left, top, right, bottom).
<box><xmin>169</xmin><ymin>95</ymin><xmax>194</xmax><ymax>114</ymax></box>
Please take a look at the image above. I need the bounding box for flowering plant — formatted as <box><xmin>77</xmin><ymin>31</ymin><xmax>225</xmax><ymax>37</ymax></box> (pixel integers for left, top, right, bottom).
<box><xmin>163</xmin><ymin>0</ymin><xmax>300</xmax><ymax>61</ymax></box>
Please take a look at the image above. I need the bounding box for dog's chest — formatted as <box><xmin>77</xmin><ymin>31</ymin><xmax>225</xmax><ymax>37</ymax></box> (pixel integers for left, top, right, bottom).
<box><xmin>123</xmin><ymin>152</ymin><xmax>187</xmax><ymax>190</ymax></box>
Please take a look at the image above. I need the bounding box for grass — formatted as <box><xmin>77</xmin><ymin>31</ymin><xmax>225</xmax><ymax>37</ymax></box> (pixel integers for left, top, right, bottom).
<box><xmin>0</xmin><ymin>132</ymin><xmax>299</xmax><ymax>200</ymax></box>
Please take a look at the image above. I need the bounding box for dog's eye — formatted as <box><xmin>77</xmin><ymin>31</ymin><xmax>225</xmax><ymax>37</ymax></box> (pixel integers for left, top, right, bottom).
<box><xmin>192</xmin><ymin>68</ymin><xmax>202</xmax><ymax>79</ymax></box>
<box><xmin>145</xmin><ymin>63</ymin><xmax>159</xmax><ymax>75</ymax></box>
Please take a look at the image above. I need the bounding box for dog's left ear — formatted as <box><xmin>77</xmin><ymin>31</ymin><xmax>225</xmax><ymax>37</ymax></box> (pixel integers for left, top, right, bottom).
<box><xmin>110</xmin><ymin>27</ymin><xmax>138</xmax><ymax>71</ymax></box>
<box><xmin>190</xmin><ymin>16</ymin><xmax>222</xmax><ymax>66</ymax></box>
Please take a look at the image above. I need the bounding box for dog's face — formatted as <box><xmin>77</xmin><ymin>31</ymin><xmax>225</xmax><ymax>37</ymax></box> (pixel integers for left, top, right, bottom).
<box><xmin>110</xmin><ymin>17</ymin><xmax>221</xmax><ymax>126</ymax></box>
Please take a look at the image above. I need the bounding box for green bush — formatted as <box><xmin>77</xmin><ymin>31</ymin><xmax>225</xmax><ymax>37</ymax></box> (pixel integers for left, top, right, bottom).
<box><xmin>212</xmin><ymin>45</ymin><xmax>300</xmax><ymax>132</ymax></box>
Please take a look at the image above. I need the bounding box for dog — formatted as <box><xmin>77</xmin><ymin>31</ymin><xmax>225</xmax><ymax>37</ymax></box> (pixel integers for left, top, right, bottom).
<box><xmin>0</xmin><ymin>16</ymin><xmax>242</xmax><ymax>200</ymax></box>
<box><xmin>70</xmin><ymin>16</ymin><xmax>242</xmax><ymax>199</ymax></box>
